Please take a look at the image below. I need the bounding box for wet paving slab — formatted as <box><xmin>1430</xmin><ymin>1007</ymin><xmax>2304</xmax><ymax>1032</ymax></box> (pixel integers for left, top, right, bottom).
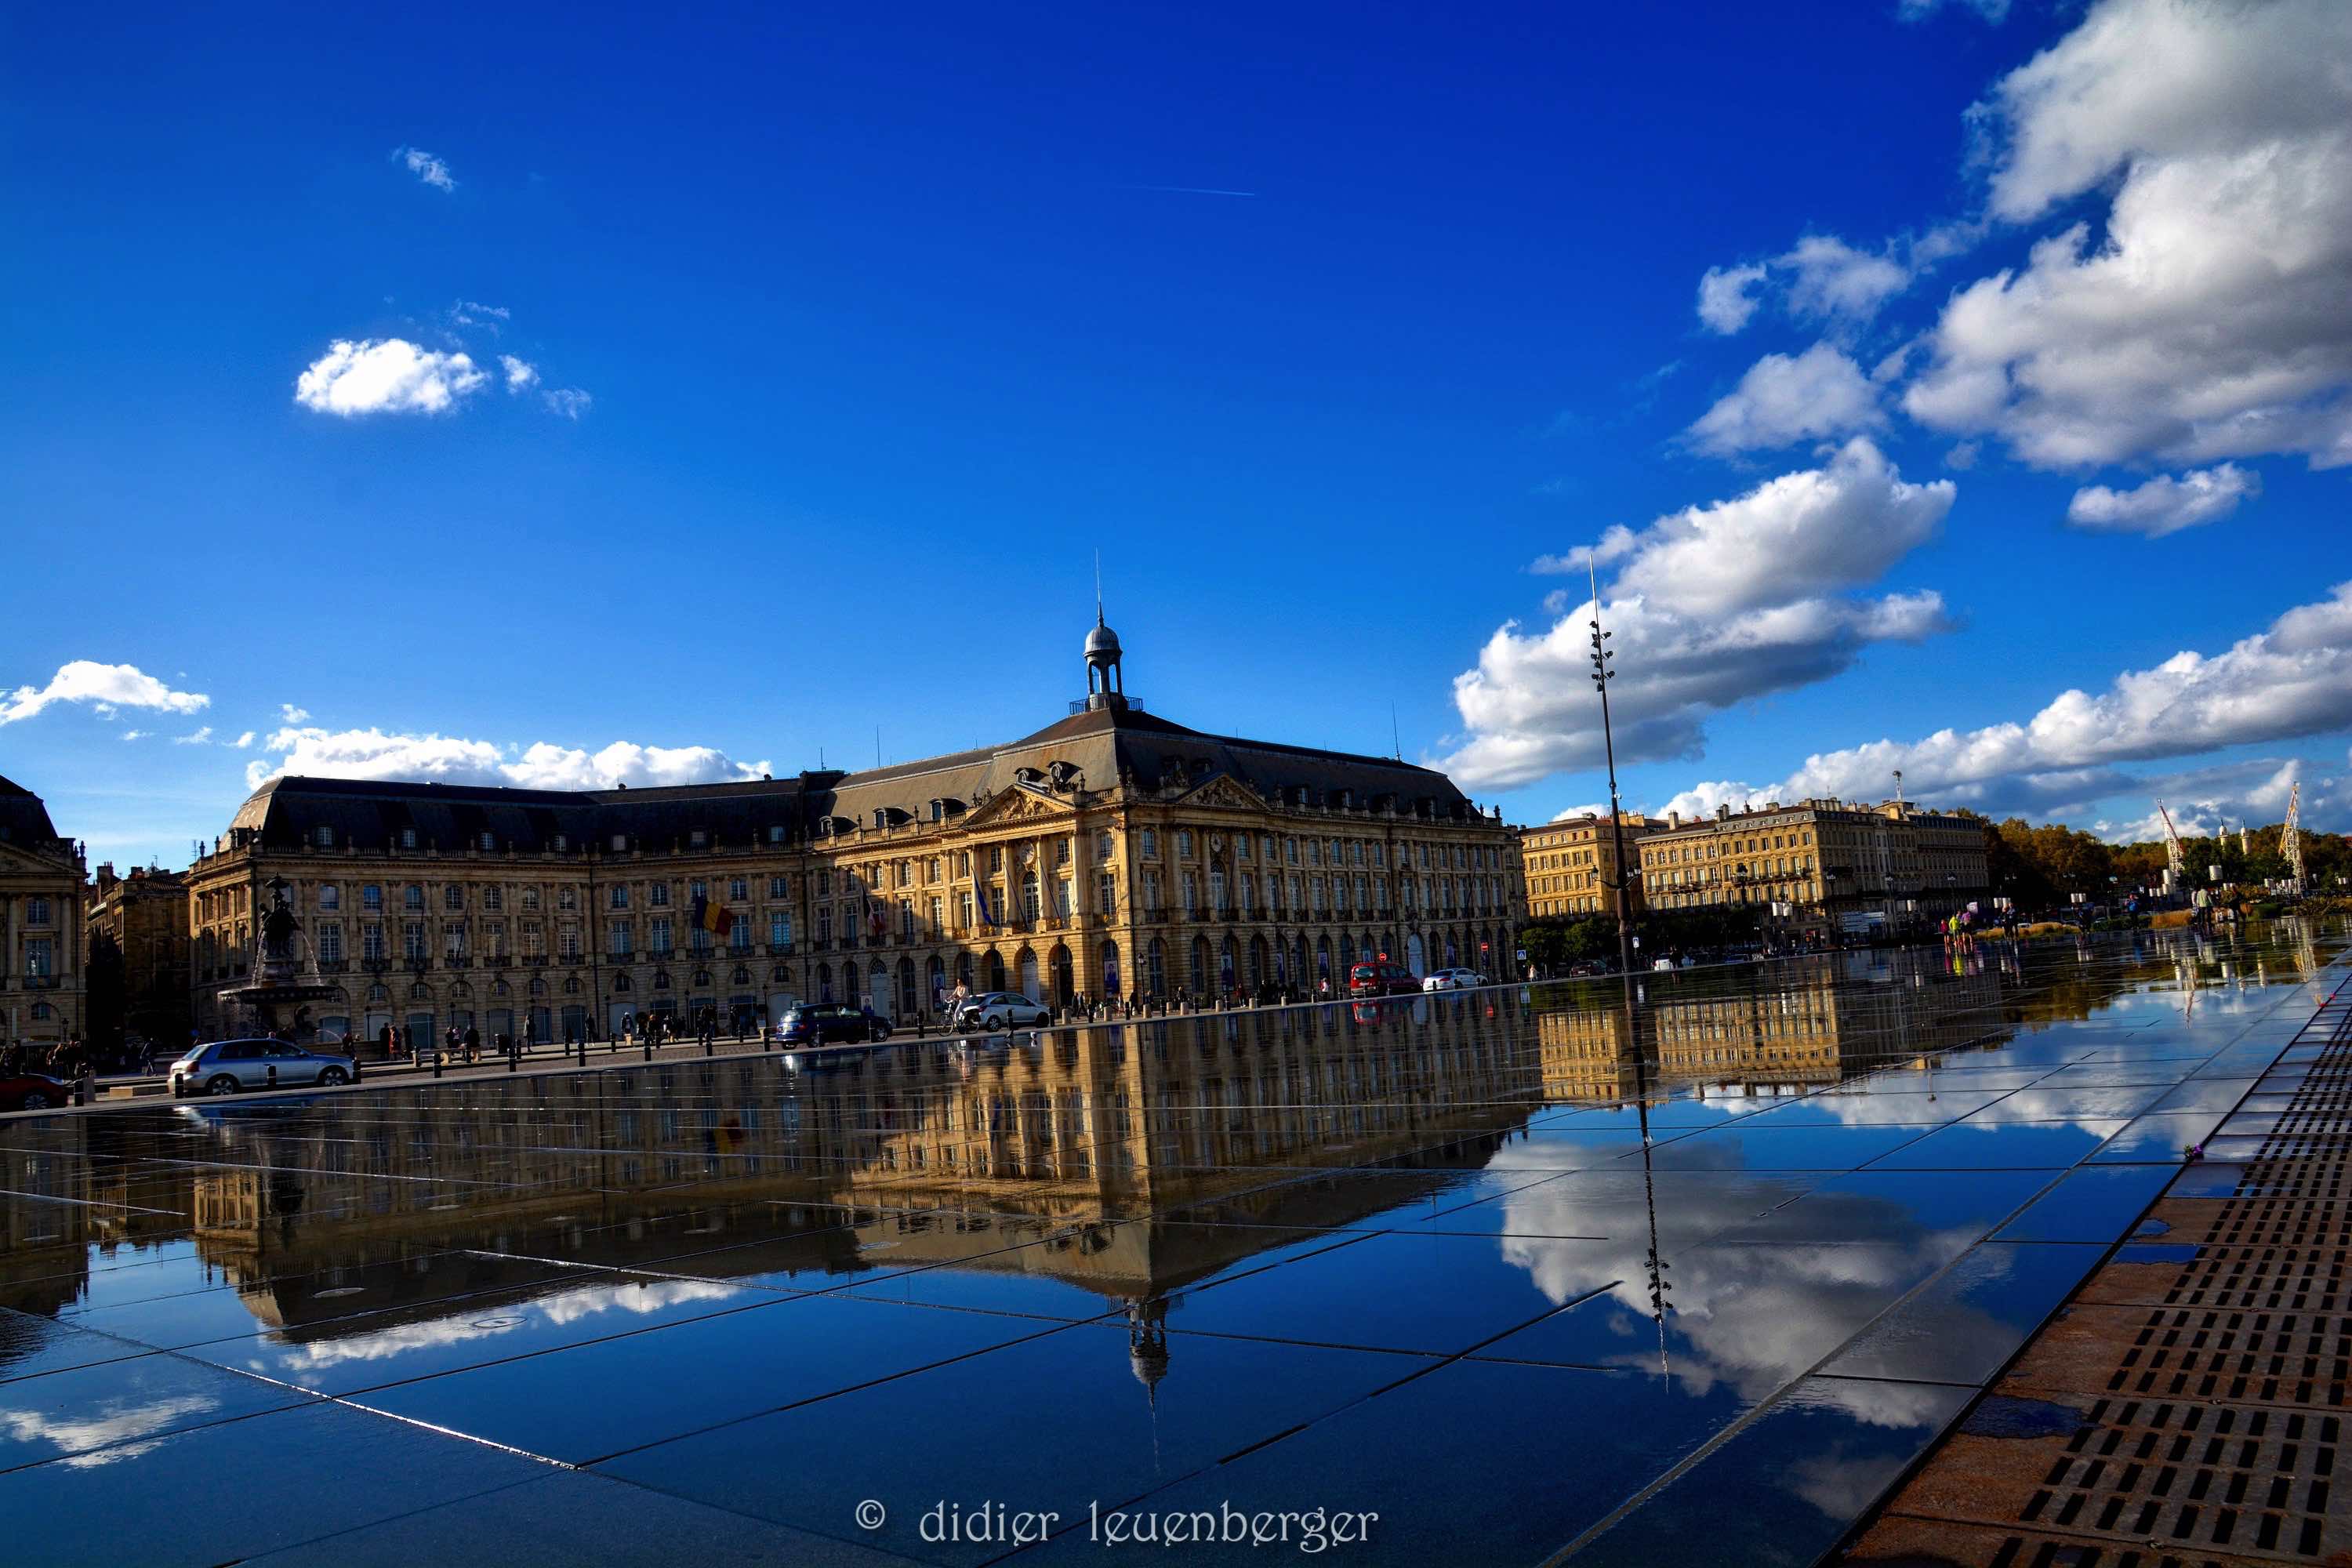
<box><xmin>1</xmin><ymin>922</ymin><xmax>2345</xmax><ymax>1565</ymax></box>
<box><xmin>1849</xmin><ymin>949</ymin><xmax>2352</xmax><ymax>1567</ymax></box>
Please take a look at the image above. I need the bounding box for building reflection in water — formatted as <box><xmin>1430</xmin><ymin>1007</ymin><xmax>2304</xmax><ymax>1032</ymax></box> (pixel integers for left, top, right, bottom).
<box><xmin>0</xmin><ymin>934</ymin><xmax>2280</xmax><ymax>1414</ymax></box>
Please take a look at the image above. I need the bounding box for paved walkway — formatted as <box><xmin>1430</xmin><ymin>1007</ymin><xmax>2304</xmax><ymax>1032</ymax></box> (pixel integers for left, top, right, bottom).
<box><xmin>1848</xmin><ymin>968</ymin><xmax>2352</xmax><ymax>1568</ymax></box>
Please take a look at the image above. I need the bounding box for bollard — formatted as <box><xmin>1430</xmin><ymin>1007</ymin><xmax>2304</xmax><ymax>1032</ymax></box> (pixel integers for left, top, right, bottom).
<box><xmin>432</xmin><ymin>1050</ymin><xmax>444</xmax><ymax>1080</ymax></box>
<box><xmin>267</xmin><ymin>1064</ymin><xmax>277</xmax><ymax>1088</ymax></box>
<box><xmin>703</xmin><ymin>1034</ymin><xmax>713</xmax><ymax>1058</ymax></box>
<box><xmin>643</xmin><ymin>1038</ymin><xmax>653</xmax><ymax>1062</ymax></box>
<box><xmin>507</xmin><ymin>1047</ymin><xmax>517</xmax><ymax>1073</ymax></box>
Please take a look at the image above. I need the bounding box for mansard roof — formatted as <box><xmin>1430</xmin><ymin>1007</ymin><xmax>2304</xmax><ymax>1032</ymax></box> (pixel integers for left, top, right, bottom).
<box><xmin>0</xmin><ymin>774</ymin><xmax>64</xmax><ymax>849</ymax></box>
<box><xmin>223</xmin><ymin>702</ymin><xmax>1482</xmax><ymax>853</ymax></box>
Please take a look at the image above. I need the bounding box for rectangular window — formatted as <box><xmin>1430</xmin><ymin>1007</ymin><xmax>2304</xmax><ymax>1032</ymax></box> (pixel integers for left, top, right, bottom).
<box><xmin>318</xmin><ymin>884</ymin><xmax>341</xmax><ymax>911</ymax></box>
<box><xmin>1141</xmin><ymin>829</ymin><xmax>1158</xmax><ymax>858</ymax></box>
<box><xmin>731</xmin><ymin>918</ymin><xmax>752</xmax><ymax>951</ymax></box>
<box><xmin>770</xmin><ymin>876</ymin><xmax>789</xmax><ymax>898</ymax></box>
<box><xmin>558</xmin><ymin>923</ymin><xmax>580</xmax><ymax>958</ymax></box>
<box><xmin>610</xmin><ymin>884</ymin><xmax>630</xmax><ymax>909</ymax></box>
<box><xmin>403</xmin><ymin>921</ymin><xmax>426</xmax><ymax>960</ymax></box>
<box><xmin>1098</xmin><ymin>873</ymin><xmax>1116</xmax><ymax>915</ymax></box>
<box><xmin>522</xmin><ymin>887</ymin><xmax>542</xmax><ymax>910</ymax></box>
<box><xmin>730</xmin><ymin>877</ymin><xmax>748</xmax><ymax>902</ymax></box>
<box><xmin>1054</xmin><ymin>880</ymin><xmax>1073</xmax><ymax>917</ymax></box>
<box><xmin>927</xmin><ymin>897</ymin><xmax>942</xmax><ymax>935</ymax></box>
<box><xmin>958</xmin><ymin>892</ymin><xmax>975</xmax><ymax>929</ymax></box>
<box><xmin>652</xmin><ymin>917</ymin><xmax>673</xmax><ymax>955</ymax></box>
<box><xmin>362</xmin><ymin>884</ymin><xmax>383</xmax><ymax>911</ymax></box>
<box><xmin>523</xmin><ymin>920</ymin><xmax>543</xmax><ymax>957</ymax></box>
<box><xmin>483</xmin><ymin>885</ymin><xmax>502</xmax><ymax>911</ymax></box>
<box><xmin>1177</xmin><ymin>830</ymin><xmax>1193</xmax><ymax>858</ymax></box>
<box><xmin>362</xmin><ymin>922</ymin><xmax>385</xmax><ymax>960</ymax></box>
<box><xmin>770</xmin><ymin>912</ymin><xmax>789</xmax><ymax>947</ymax></box>
<box><xmin>444</xmin><ymin>921</ymin><xmax>468</xmax><ymax>960</ymax></box>
<box><xmin>27</xmin><ymin>937</ymin><xmax>54</xmax><ymax>976</ymax></box>
<box><xmin>444</xmin><ymin>884</ymin><xmax>464</xmax><ymax>910</ymax></box>
<box><xmin>318</xmin><ymin>924</ymin><xmax>343</xmax><ymax>963</ymax></box>
<box><xmin>484</xmin><ymin>920</ymin><xmax>505</xmax><ymax>957</ymax></box>
<box><xmin>405</xmin><ymin>884</ymin><xmax>425</xmax><ymax>911</ymax></box>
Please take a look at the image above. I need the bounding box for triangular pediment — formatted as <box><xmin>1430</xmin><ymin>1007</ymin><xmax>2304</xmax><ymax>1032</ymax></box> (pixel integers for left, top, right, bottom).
<box><xmin>1174</xmin><ymin>775</ymin><xmax>1265</xmax><ymax>811</ymax></box>
<box><xmin>959</xmin><ymin>785</ymin><xmax>1080</xmax><ymax>830</ymax></box>
<box><xmin>0</xmin><ymin>838</ymin><xmax>77</xmax><ymax>878</ymax></box>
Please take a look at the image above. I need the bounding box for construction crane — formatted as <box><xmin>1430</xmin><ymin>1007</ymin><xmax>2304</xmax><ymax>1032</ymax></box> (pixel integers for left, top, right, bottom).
<box><xmin>2156</xmin><ymin>800</ymin><xmax>2186</xmax><ymax>886</ymax></box>
<box><xmin>2282</xmin><ymin>781</ymin><xmax>2305</xmax><ymax>891</ymax></box>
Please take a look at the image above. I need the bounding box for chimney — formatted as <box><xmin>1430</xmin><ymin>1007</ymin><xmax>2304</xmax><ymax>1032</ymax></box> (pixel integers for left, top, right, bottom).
<box><xmin>1717</xmin><ymin>804</ymin><xmax>1732</xmax><ymax>822</ymax></box>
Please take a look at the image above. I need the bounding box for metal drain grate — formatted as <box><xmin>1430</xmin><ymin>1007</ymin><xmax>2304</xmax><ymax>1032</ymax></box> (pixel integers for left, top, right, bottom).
<box><xmin>2018</xmin><ymin>1398</ymin><xmax>2337</xmax><ymax>1558</ymax></box>
<box><xmin>2104</xmin><ymin>1307</ymin><xmax>2352</xmax><ymax>1406</ymax></box>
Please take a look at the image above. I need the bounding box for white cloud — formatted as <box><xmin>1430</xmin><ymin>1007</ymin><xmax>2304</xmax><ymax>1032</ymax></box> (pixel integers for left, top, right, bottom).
<box><xmin>394</xmin><ymin>146</ymin><xmax>456</xmax><ymax>191</ymax></box>
<box><xmin>1443</xmin><ymin>442</ymin><xmax>1955</xmax><ymax>790</ymax></box>
<box><xmin>1705</xmin><ymin>580</ymin><xmax>2352</xmax><ymax>814</ymax></box>
<box><xmin>230</xmin><ymin>731</ymin><xmax>256</xmax><ymax>749</ymax></box>
<box><xmin>1904</xmin><ymin>0</ymin><xmax>2352</xmax><ymax>469</ymax></box>
<box><xmin>1684</xmin><ymin>344</ymin><xmax>1884</xmax><ymax>456</ymax></box>
<box><xmin>1697</xmin><ymin>263</ymin><xmax>1768</xmax><ymax>334</ymax></box>
<box><xmin>171</xmin><ymin>727</ymin><xmax>212</xmax><ymax>745</ymax></box>
<box><xmin>2065</xmin><ymin>463</ymin><xmax>2259</xmax><ymax>537</ymax></box>
<box><xmin>0</xmin><ymin>661</ymin><xmax>209</xmax><ymax>725</ymax></box>
<box><xmin>1942</xmin><ymin>441</ymin><xmax>1980</xmax><ymax>470</ymax></box>
<box><xmin>121</xmin><ymin>730</ymin><xmax>148</xmax><ymax>742</ymax></box>
<box><xmin>279</xmin><ymin>704</ymin><xmax>309</xmax><ymax>724</ymax></box>
<box><xmin>451</xmin><ymin>300</ymin><xmax>508</xmax><ymax>328</ymax></box>
<box><xmin>542</xmin><ymin>387</ymin><xmax>593</xmax><ymax>419</ymax></box>
<box><xmin>245</xmin><ymin>727</ymin><xmax>771</xmax><ymax>793</ymax></box>
<box><xmin>295</xmin><ymin>339</ymin><xmax>488</xmax><ymax>416</ymax></box>
<box><xmin>1780</xmin><ymin>235</ymin><xmax>1912</xmax><ymax>326</ymax></box>
<box><xmin>1611</xmin><ymin>437</ymin><xmax>1953</xmax><ymax>617</ymax></box>
<box><xmin>499</xmin><ymin>354</ymin><xmax>539</xmax><ymax>391</ymax></box>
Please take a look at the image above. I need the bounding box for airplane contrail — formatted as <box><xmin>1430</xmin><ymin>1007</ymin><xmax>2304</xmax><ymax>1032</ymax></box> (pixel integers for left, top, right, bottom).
<box><xmin>1118</xmin><ymin>184</ymin><xmax>1258</xmax><ymax>197</ymax></box>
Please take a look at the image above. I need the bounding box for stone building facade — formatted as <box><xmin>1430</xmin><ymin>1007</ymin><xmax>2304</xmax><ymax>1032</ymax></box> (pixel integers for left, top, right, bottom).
<box><xmin>1520</xmin><ymin>811</ymin><xmax>1656</xmax><ymax>920</ymax></box>
<box><xmin>186</xmin><ymin>623</ymin><xmax>1526</xmax><ymax>1047</ymax></box>
<box><xmin>0</xmin><ymin>776</ymin><xmax>86</xmax><ymax>1049</ymax></box>
<box><xmin>86</xmin><ymin>863</ymin><xmax>191</xmax><ymax>1049</ymax></box>
<box><xmin>1635</xmin><ymin>797</ymin><xmax>1991</xmax><ymax>938</ymax></box>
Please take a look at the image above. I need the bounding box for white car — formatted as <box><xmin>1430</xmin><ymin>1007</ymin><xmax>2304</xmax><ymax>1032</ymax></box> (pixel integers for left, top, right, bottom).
<box><xmin>953</xmin><ymin>991</ymin><xmax>1051</xmax><ymax>1031</ymax></box>
<box><xmin>1421</xmin><ymin>967</ymin><xmax>1484</xmax><ymax>992</ymax></box>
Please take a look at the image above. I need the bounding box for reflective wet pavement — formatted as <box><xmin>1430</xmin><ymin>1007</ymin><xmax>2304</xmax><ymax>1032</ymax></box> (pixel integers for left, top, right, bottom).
<box><xmin>1</xmin><ymin>921</ymin><xmax>2343</xmax><ymax>1566</ymax></box>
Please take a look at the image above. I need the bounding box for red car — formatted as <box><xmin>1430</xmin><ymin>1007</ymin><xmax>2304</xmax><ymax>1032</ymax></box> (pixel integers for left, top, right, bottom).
<box><xmin>1346</xmin><ymin>960</ymin><xmax>1418</xmax><ymax>997</ymax></box>
<box><xmin>0</xmin><ymin>1073</ymin><xmax>71</xmax><ymax>1112</ymax></box>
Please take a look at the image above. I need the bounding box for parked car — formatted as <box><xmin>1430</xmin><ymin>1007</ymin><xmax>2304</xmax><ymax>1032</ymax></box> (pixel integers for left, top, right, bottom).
<box><xmin>170</xmin><ymin>1039</ymin><xmax>359</xmax><ymax>1098</ymax></box>
<box><xmin>0</xmin><ymin>1073</ymin><xmax>71</xmax><ymax>1112</ymax></box>
<box><xmin>1421</xmin><ymin>967</ymin><xmax>1485</xmax><ymax>992</ymax></box>
<box><xmin>775</xmin><ymin>1003</ymin><xmax>892</xmax><ymax>1045</ymax></box>
<box><xmin>953</xmin><ymin>991</ymin><xmax>1051</xmax><ymax>1031</ymax></box>
<box><xmin>1347</xmin><ymin>960</ymin><xmax>1418</xmax><ymax>997</ymax></box>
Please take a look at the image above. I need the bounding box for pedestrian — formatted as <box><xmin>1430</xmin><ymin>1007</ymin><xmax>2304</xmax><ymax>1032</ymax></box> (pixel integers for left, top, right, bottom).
<box><xmin>463</xmin><ymin>1023</ymin><xmax>480</xmax><ymax>1064</ymax></box>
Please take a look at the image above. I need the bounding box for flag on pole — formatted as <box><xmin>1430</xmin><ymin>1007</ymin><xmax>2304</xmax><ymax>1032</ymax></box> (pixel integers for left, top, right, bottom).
<box><xmin>691</xmin><ymin>892</ymin><xmax>734</xmax><ymax>938</ymax></box>
<box><xmin>975</xmin><ymin>880</ymin><xmax>998</xmax><ymax>927</ymax></box>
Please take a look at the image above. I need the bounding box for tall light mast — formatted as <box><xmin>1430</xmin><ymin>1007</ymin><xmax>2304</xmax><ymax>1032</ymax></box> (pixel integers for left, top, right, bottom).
<box><xmin>2156</xmin><ymin>800</ymin><xmax>2185</xmax><ymax>887</ymax></box>
<box><xmin>2282</xmin><ymin>781</ymin><xmax>2305</xmax><ymax>891</ymax></box>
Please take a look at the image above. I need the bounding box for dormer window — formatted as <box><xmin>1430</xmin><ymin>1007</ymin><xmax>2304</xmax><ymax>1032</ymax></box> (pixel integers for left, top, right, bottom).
<box><xmin>613</xmin><ymin>833</ymin><xmax>630</xmax><ymax>852</ymax></box>
<box><xmin>313</xmin><ymin>826</ymin><xmax>334</xmax><ymax>848</ymax></box>
<box><xmin>689</xmin><ymin>829</ymin><xmax>706</xmax><ymax>848</ymax></box>
<box><xmin>768</xmin><ymin>826</ymin><xmax>786</xmax><ymax>844</ymax></box>
<box><xmin>398</xmin><ymin>827</ymin><xmax>417</xmax><ymax>850</ymax></box>
<box><xmin>480</xmin><ymin>831</ymin><xmax>496</xmax><ymax>851</ymax></box>
<box><xmin>552</xmin><ymin>834</ymin><xmax>569</xmax><ymax>852</ymax></box>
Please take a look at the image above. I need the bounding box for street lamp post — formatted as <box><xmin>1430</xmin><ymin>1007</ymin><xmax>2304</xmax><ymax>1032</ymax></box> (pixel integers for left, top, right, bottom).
<box><xmin>1587</xmin><ymin>553</ymin><xmax>1636</xmax><ymax>982</ymax></box>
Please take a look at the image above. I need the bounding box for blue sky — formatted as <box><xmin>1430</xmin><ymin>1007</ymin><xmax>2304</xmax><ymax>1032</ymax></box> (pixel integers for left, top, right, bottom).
<box><xmin>4</xmin><ymin>0</ymin><xmax>2348</xmax><ymax>866</ymax></box>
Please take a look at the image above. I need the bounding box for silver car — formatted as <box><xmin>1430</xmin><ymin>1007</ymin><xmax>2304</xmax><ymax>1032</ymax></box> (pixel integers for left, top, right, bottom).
<box><xmin>953</xmin><ymin>991</ymin><xmax>1051</xmax><ymax>1031</ymax></box>
<box><xmin>170</xmin><ymin>1039</ymin><xmax>360</xmax><ymax>1097</ymax></box>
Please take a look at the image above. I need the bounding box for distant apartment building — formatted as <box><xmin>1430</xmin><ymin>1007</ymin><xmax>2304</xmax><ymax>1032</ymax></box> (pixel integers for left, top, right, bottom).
<box><xmin>0</xmin><ymin>775</ymin><xmax>87</xmax><ymax>1047</ymax></box>
<box><xmin>1635</xmin><ymin>797</ymin><xmax>1991</xmax><ymax>936</ymax></box>
<box><xmin>87</xmin><ymin>862</ymin><xmax>191</xmax><ymax>1047</ymax></box>
<box><xmin>1519</xmin><ymin>812</ymin><xmax>1655</xmax><ymax>920</ymax></box>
